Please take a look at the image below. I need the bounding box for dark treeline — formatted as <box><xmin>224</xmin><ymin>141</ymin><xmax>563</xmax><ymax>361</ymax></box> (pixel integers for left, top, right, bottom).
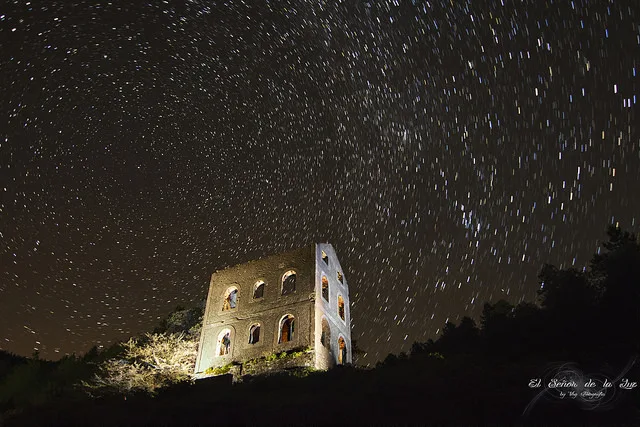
<box><xmin>0</xmin><ymin>305</ymin><xmax>205</xmax><ymax>418</ymax></box>
<box><xmin>1</xmin><ymin>225</ymin><xmax>639</xmax><ymax>426</ymax></box>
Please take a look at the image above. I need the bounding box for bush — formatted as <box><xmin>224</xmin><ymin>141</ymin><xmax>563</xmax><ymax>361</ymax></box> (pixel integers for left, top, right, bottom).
<box><xmin>204</xmin><ymin>363</ymin><xmax>233</xmax><ymax>376</ymax></box>
<box><xmin>83</xmin><ymin>332</ymin><xmax>198</xmax><ymax>396</ymax></box>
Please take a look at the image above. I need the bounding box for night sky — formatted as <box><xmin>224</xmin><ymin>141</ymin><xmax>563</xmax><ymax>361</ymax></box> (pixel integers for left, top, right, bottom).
<box><xmin>1</xmin><ymin>0</ymin><xmax>638</xmax><ymax>365</ymax></box>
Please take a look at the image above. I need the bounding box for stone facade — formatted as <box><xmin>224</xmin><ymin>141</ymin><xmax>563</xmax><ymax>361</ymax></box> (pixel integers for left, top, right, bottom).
<box><xmin>194</xmin><ymin>243</ymin><xmax>352</xmax><ymax>375</ymax></box>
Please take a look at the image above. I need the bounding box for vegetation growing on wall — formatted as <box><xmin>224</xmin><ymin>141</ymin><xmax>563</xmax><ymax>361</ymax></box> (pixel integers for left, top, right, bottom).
<box><xmin>204</xmin><ymin>363</ymin><xmax>234</xmax><ymax>376</ymax></box>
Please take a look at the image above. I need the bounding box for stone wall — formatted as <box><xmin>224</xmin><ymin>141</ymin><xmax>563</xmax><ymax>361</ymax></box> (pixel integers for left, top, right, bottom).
<box><xmin>196</xmin><ymin>245</ymin><xmax>317</xmax><ymax>373</ymax></box>
<box><xmin>195</xmin><ymin>243</ymin><xmax>353</xmax><ymax>375</ymax></box>
<box><xmin>313</xmin><ymin>243</ymin><xmax>353</xmax><ymax>367</ymax></box>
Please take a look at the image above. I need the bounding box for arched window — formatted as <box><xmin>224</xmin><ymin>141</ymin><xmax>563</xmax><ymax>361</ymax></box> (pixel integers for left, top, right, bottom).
<box><xmin>321</xmin><ymin>250</ymin><xmax>329</xmax><ymax>266</ymax></box>
<box><xmin>337</xmin><ymin>336</ymin><xmax>347</xmax><ymax>364</ymax></box>
<box><xmin>216</xmin><ymin>329</ymin><xmax>232</xmax><ymax>356</ymax></box>
<box><xmin>248</xmin><ymin>324</ymin><xmax>261</xmax><ymax>344</ymax></box>
<box><xmin>321</xmin><ymin>318</ymin><xmax>331</xmax><ymax>350</ymax></box>
<box><xmin>337</xmin><ymin>271</ymin><xmax>344</xmax><ymax>284</ymax></box>
<box><xmin>337</xmin><ymin>295</ymin><xmax>345</xmax><ymax>321</ymax></box>
<box><xmin>253</xmin><ymin>281</ymin><xmax>265</xmax><ymax>299</ymax></box>
<box><xmin>222</xmin><ymin>287</ymin><xmax>238</xmax><ymax>311</ymax></box>
<box><xmin>278</xmin><ymin>314</ymin><xmax>295</xmax><ymax>343</ymax></box>
<box><xmin>282</xmin><ymin>270</ymin><xmax>296</xmax><ymax>295</ymax></box>
<box><xmin>321</xmin><ymin>276</ymin><xmax>329</xmax><ymax>301</ymax></box>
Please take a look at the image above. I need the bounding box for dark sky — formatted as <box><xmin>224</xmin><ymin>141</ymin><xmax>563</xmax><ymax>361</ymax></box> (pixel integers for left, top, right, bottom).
<box><xmin>1</xmin><ymin>0</ymin><xmax>638</xmax><ymax>365</ymax></box>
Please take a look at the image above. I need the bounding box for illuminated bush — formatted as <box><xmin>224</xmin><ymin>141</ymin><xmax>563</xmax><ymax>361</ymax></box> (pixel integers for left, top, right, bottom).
<box><xmin>204</xmin><ymin>363</ymin><xmax>233</xmax><ymax>376</ymax></box>
<box><xmin>83</xmin><ymin>332</ymin><xmax>198</xmax><ymax>396</ymax></box>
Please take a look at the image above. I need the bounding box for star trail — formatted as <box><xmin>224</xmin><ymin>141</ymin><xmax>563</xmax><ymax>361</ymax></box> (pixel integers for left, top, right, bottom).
<box><xmin>1</xmin><ymin>0</ymin><xmax>638</xmax><ymax>365</ymax></box>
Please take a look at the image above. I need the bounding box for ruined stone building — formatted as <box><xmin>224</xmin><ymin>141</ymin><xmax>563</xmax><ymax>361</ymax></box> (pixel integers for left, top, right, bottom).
<box><xmin>194</xmin><ymin>243</ymin><xmax>352</xmax><ymax>375</ymax></box>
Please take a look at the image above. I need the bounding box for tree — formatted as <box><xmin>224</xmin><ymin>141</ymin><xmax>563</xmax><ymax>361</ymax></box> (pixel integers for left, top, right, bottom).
<box><xmin>0</xmin><ymin>358</ymin><xmax>45</xmax><ymax>409</ymax></box>
<box><xmin>512</xmin><ymin>301</ymin><xmax>539</xmax><ymax>318</ymax></box>
<box><xmin>153</xmin><ymin>304</ymin><xmax>204</xmax><ymax>337</ymax></box>
<box><xmin>350</xmin><ymin>339</ymin><xmax>367</xmax><ymax>365</ymax></box>
<box><xmin>588</xmin><ymin>226</ymin><xmax>640</xmax><ymax>355</ymax></box>
<box><xmin>480</xmin><ymin>300</ymin><xmax>513</xmax><ymax>332</ymax></box>
<box><xmin>590</xmin><ymin>225</ymin><xmax>640</xmax><ymax>308</ymax></box>
<box><xmin>435</xmin><ymin>317</ymin><xmax>480</xmax><ymax>355</ymax></box>
<box><xmin>537</xmin><ymin>264</ymin><xmax>596</xmax><ymax>312</ymax></box>
<box><xmin>478</xmin><ymin>299</ymin><xmax>517</xmax><ymax>357</ymax></box>
<box><xmin>410</xmin><ymin>338</ymin><xmax>435</xmax><ymax>356</ymax></box>
<box><xmin>83</xmin><ymin>333</ymin><xmax>198</xmax><ymax>396</ymax></box>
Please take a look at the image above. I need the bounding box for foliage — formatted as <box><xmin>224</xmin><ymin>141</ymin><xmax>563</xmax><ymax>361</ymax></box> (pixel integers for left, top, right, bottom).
<box><xmin>204</xmin><ymin>363</ymin><xmax>233</xmax><ymax>376</ymax></box>
<box><xmin>416</xmin><ymin>225</ymin><xmax>640</xmax><ymax>362</ymax></box>
<box><xmin>83</xmin><ymin>332</ymin><xmax>198</xmax><ymax>396</ymax></box>
<box><xmin>263</xmin><ymin>347</ymin><xmax>309</xmax><ymax>363</ymax></box>
<box><xmin>153</xmin><ymin>305</ymin><xmax>204</xmax><ymax>338</ymax></box>
<box><xmin>0</xmin><ymin>303</ymin><xmax>204</xmax><ymax>412</ymax></box>
<box><xmin>0</xmin><ymin>358</ymin><xmax>46</xmax><ymax>409</ymax></box>
<box><xmin>437</xmin><ymin>316</ymin><xmax>480</xmax><ymax>354</ymax></box>
<box><xmin>81</xmin><ymin>304</ymin><xmax>206</xmax><ymax>396</ymax></box>
<box><xmin>291</xmin><ymin>366</ymin><xmax>317</xmax><ymax>378</ymax></box>
<box><xmin>265</xmin><ymin>353</ymin><xmax>278</xmax><ymax>362</ymax></box>
<box><xmin>537</xmin><ymin>265</ymin><xmax>597</xmax><ymax>311</ymax></box>
<box><xmin>243</xmin><ymin>357</ymin><xmax>259</xmax><ymax>367</ymax></box>
<box><xmin>0</xmin><ymin>350</ymin><xmax>28</xmax><ymax>380</ymax></box>
<box><xmin>0</xmin><ymin>354</ymin><xmax>96</xmax><ymax>412</ymax></box>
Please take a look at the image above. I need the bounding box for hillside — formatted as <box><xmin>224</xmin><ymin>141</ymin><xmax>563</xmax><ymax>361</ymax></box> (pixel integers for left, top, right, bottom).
<box><xmin>4</xmin><ymin>351</ymin><xmax>639</xmax><ymax>426</ymax></box>
<box><xmin>1</xmin><ymin>226</ymin><xmax>640</xmax><ymax>426</ymax></box>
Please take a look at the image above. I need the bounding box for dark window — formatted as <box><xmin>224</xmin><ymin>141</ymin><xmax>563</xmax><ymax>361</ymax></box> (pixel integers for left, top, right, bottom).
<box><xmin>279</xmin><ymin>315</ymin><xmax>295</xmax><ymax>343</ymax></box>
<box><xmin>337</xmin><ymin>271</ymin><xmax>344</xmax><ymax>284</ymax></box>
<box><xmin>282</xmin><ymin>270</ymin><xmax>296</xmax><ymax>295</ymax></box>
<box><xmin>321</xmin><ymin>250</ymin><xmax>329</xmax><ymax>266</ymax></box>
<box><xmin>322</xmin><ymin>276</ymin><xmax>329</xmax><ymax>301</ymax></box>
<box><xmin>253</xmin><ymin>281</ymin><xmax>265</xmax><ymax>299</ymax></box>
<box><xmin>321</xmin><ymin>318</ymin><xmax>331</xmax><ymax>349</ymax></box>
<box><xmin>338</xmin><ymin>295</ymin><xmax>345</xmax><ymax>321</ymax></box>
<box><xmin>249</xmin><ymin>324</ymin><xmax>260</xmax><ymax>344</ymax></box>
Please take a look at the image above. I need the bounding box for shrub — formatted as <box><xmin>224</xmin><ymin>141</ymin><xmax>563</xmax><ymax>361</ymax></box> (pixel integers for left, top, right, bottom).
<box><xmin>204</xmin><ymin>363</ymin><xmax>232</xmax><ymax>376</ymax></box>
<box><xmin>83</xmin><ymin>332</ymin><xmax>198</xmax><ymax>396</ymax></box>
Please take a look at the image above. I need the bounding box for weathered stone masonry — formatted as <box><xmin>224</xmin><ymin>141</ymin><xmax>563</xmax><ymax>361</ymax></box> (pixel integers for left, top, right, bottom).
<box><xmin>195</xmin><ymin>243</ymin><xmax>352</xmax><ymax>375</ymax></box>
